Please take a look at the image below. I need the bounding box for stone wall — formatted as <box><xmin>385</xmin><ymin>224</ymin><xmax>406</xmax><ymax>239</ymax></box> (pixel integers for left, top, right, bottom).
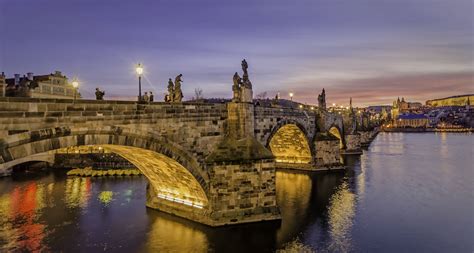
<box><xmin>0</xmin><ymin>98</ymin><xmax>227</xmax><ymax>163</ymax></box>
<box><xmin>314</xmin><ymin>139</ymin><xmax>342</xmax><ymax>168</ymax></box>
<box><xmin>253</xmin><ymin>106</ymin><xmax>317</xmax><ymax>147</ymax></box>
<box><xmin>206</xmin><ymin>160</ymin><xmax>280</xmax><ymax>226</ymax></box>
<box><xmin>344</xmin><ymin>134</ymin><xmax>362</xmax><ymax>154</ymax></box>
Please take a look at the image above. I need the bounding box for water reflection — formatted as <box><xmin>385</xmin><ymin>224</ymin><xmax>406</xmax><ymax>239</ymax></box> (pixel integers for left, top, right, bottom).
<box><xmin>326</xmin><ymin>181</ymin><xmax>356</xmax><ymax>252</ymax></box>
<box><xmin>65</xmin><ymin>177</ymin><xmax>91</xmax><ymax>209</ymax></box>
<box><xmin>0</xmin><ymin>182</ymin><xmax>48</xmax><ymax>252</ymax></box>
<box><xmin>0</xmin><ymin>133</ymin><xmax>471</xmax><ymax>252</ymax></box>
<box><xmin>144</xmin><ymin>212</ymin><xmax>209</xmax><ymax>252</ymax></box>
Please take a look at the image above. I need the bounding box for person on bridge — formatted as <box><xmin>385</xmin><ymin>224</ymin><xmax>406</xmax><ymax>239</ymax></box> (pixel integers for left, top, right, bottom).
<box><xmin>95</xmin><ymin>88</ymin><xmax>105</xmax><ymax>100</ymax></box>
<box><xmin>149</xmin><ymin>92</ymin><xmax>154</xmax><ymax>103</ymax></box>
<box><xmin>143</xmin><ymin>92</ymin><xmax>149</xmax><ymax>103</ymax></box>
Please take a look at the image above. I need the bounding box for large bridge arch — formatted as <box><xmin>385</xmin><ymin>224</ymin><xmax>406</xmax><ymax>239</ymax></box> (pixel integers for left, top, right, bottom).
<box><xmin>0</xmin><ymin>126</ymin><xmax>210</xmax><ymax>205</ymax></box>
<box><xmin>266</xmin><ymin>120</ymin><xmax>314</xmax><ymax>164</ymax></box>
<box><xmin>328</xmin><ymin>125</ymin><xmax>345</xmax><ymax>149</ymax></box>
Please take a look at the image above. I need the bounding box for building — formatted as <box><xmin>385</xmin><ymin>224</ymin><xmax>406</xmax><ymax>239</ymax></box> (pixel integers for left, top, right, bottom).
<box><xmin>426</xmin><ymin>94</ymin><xmax>474</xmax><ymax>107</ymax></box>
<box><xmin>391</xmin><ymin>97</ymin><xmax>423</xmax><ymax>119</ymax></box>
<box><xmin>395</xmin><ymin>114</ymin><xmax>429</xmax><ymax>128</ymax></box>
<box><xmin>0</xmin><ymin>72</ymin><xmax>5</xmax><ymax>97</ymax></box>
<box><xmin>5</xmin><ymin>71</ymin><xmax>80</xmax><ymax>99</ymax></box>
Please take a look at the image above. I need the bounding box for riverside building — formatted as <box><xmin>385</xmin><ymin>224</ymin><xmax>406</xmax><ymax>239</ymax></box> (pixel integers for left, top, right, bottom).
<box><xmin>4</xmin><ymin>71</ymin><xmax>80</xmax><ymax>99</ymax></box>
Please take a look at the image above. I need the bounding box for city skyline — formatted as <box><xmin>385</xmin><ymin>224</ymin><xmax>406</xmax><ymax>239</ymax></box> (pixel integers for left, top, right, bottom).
<box><xmin>1</xmin><ymin>0</ymin><xmax>472</xmax><ymax>106</ymax></box>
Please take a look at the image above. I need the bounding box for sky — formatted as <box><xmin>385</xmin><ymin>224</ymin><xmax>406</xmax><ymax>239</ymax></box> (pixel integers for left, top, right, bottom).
<box><xmin>0</xmin><ymin>0</ymin><xmax>472</xmax><ymax>106</ymax></box>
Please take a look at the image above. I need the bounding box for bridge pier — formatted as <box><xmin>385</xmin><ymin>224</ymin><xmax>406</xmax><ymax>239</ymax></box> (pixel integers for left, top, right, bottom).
<box><xmin>313</xmin><ymin>133</ymin><xmax>343</xmax><ymax>169</ymax></box>
<box><xmin>201</xmin><ymin>101</ymin><xmax>281</xmax><ymax>226</ymax></box>
<box><xmin>343</xmin><ymin>134</ymin><xmax>362</xmax><ymax>154</ymax></box>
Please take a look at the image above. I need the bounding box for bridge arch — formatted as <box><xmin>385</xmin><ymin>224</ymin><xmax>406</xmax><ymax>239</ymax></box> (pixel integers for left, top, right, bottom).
<box><xmin>0</xmin><ymin>126</ymin><xmax>210</xmax><ymax>209</ymax></box>
<box><xmin>266</xmin><ymin>120</ymin><xmax>313</xmax><ymax>164</ymax></box>
<box><xmin>328</xmin><ymin>125</ymin><xmax>345</xmax><ymax>149</ymax></box>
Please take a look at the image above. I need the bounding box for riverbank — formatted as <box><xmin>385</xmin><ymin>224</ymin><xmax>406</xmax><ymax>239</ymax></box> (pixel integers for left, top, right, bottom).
<box><xmin>382</xmin><ymin>127</ymin><xmax>473</xmax><ymax>133</ymax></box>
<box><xmin>67</xmin><ymin>167</ymin><xmax>142</xmax><ymax>177</ymax></box>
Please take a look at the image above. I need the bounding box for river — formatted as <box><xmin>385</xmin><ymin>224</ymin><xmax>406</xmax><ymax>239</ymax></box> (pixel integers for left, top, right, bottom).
<box><xmin>0</xmin><ymin>132</ymin><xmax>472</xmax><ymax>252</ymax></box>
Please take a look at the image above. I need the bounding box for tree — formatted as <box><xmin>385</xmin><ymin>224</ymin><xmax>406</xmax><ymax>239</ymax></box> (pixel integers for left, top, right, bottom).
<box><xmin>256</xmin><ymin>91</ymin><xmax>267</xmax><ymax>100</ymax></box>
<box><xmin>194</xmin><ymin>88</ymin><xmax>203</xmax><ymax>101</ymax></box>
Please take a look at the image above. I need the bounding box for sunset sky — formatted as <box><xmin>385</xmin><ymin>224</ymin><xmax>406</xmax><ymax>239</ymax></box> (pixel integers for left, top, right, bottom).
<box><xmin>1</xmin><ymin>0</ymin><xmax>472</xmax><ymax>106</ymax></box>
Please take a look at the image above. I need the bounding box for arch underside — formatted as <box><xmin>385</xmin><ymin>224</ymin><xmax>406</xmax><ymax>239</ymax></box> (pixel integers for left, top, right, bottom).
<box><xmin>268</xmin><ymin>124</ymin><xmax>312</xmax><ymax>164</ymax></box>
<box><xmin>329</xmin><ymin>127</ymin><xmax>344</xmax><ymax>149</ymax></box>
<box><xmin>100</xmin><ymin>145</ymin><xmax>208</xmax><ymax>208</ymax></box>
<box><xmin>0</xmin><ymin>126</ymin><xmax>210</xmax><ymax>209</ymax></box>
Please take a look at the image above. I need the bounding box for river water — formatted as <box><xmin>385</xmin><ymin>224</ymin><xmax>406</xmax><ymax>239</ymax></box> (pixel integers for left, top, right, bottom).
<box><xmin>0</xmin><ymin>132</ymin><xmax>472</xmax><ymax>252</ymax></box>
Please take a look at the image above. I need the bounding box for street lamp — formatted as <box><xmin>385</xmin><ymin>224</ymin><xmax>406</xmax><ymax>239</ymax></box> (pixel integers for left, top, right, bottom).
<box><xmin>136</xmin><ymin>63</ymin><xmax>144</xmax><ymax>102</ymax></box>
<box><xmin>289</xmin><ymin>92</ymin><xmax>294</xmax><ymax>101</ymax></box>
<box><xmin>72</xmin><ymin>80</ymin><xmax>79</xmax><ymax>104</ymax></box>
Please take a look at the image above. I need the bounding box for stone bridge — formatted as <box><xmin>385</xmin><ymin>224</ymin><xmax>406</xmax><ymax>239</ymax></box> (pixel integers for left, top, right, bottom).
<box><xmin>0</xmin><ymin>97</ymin><xmax>378</xmax><ymax>226</ymax></box>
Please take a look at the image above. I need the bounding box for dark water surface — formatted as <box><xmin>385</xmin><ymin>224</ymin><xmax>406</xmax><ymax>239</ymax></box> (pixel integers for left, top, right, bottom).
<box><xmin>0</xmin><ymin>133</ymin><xmax>472</xmax><ymax>252</ymax></box>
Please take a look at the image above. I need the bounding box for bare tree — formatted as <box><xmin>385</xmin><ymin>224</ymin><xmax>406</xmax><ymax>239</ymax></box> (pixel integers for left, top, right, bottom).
<box><xmin>256</xmin><ymin>91</ymin><xmax>267</xmax><ymax>100</ymax></box>
<box><xmin>194</xmin><ymin>88</ymin><xmax>203</xmax><ymax>101</ymax></box>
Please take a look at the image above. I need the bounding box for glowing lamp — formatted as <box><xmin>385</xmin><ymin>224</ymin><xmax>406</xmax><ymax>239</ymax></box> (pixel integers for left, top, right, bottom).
<box><xmin>136</xmin><ymin>63</ymin><xmax>144</xmax><ymax>75</ymax></box>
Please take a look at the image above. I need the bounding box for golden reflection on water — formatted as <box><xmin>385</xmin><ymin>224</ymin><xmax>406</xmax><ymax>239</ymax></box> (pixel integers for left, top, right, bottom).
<box><xmin>326</xmin><ymin>180</ymin><xmax>356</xmax><ymax>253</ymax></box>
<box><xmin>275</xmin><ymin>171</ymin><xmax>312</xmax><ymax>243</ymax></box>
<box><xmin>65</xmin><ymin>177</ymin><xmax>91</xmax><ymax>208</ymax></box>
<box><xmin>145</xmin><ymin>215</ymin><xmax>209</xmax><ymax>253</ymax></box>
<box><xmin>0</xmin><ymin>183</ymin><xmax>48</xmax><ymax>252</ymax></box>
<box><xmin>98</xmin><ymin>191</ymin><xmax>114</xmax><ymax>206</ymax></box>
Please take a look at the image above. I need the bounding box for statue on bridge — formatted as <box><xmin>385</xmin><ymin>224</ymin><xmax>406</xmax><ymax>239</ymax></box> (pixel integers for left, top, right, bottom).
<box><xmin>232</xmin><ymin>59</ymin><xmax>253</xmax><ymax>103</ymax></box>
<box><xmin>165</xmin><ymin>78</ymin><xmax>174</xmax><ymax>102</ymax></box>
<box><xmin>349</xmin><ymin>97</ymin><xmax>357</xmax><ymax>134</ymax></box>
<box><xmin>318</xmin><ymin>88</ymin><xmax>326</xmax><ymax>110</ymax></box>
<box><xmin>165</xmin><ymin>74</ymin><xmax>184</xmax><ymax>103</ymax></box>
<box><xmin>174</xmin><ymin>74</ymin><xmax>183</xmax><ymax>102</ymax></box>
<box><xmin>232</xmin><ymin>72</ymin><xmax>242</xmax><ymax>102</ymax></box>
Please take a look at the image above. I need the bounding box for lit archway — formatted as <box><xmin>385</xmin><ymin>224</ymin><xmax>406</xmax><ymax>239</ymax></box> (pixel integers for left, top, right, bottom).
<box><xmin>268</xmin><ymin>124</ymin><xmax>312</xmax><ymax>164</ymax></box>
<box><xmin>329</xmin><ymin>126</ymin><xmax>344</xmax><ymax>149</ymax></box>
<box><xmin>100</xmin><ymin>145</ymin><xmax>208</xmax><ymax>208</ymax></box>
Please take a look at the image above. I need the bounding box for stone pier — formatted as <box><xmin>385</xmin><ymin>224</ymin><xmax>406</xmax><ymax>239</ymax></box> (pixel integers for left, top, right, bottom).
<box><xmin>343</xmin><ymin>134</ymin><xmax>362</xmax><ymax>154</ymax></box>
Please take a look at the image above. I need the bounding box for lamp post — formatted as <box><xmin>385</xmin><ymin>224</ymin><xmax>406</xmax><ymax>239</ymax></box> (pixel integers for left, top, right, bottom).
<box><xmin>289</xmin><ymin>92</ymin><xmax>294</xmax><ymax>101</ymax></box>
<box><xmin>72</xmin><ymin>80</ymin><xmax>79</xmax><ymax>104</ymax></box>
<box><xmin>136</xmin><ymin>63</ymin><xmax>144</xmax><ymax>102</ymax></box>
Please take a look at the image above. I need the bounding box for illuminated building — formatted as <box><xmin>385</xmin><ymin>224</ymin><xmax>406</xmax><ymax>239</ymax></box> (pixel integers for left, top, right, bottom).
<box><xmin>426</xmin><ymin>94</ymin><xmax>474</xmax><ymax>107</ymax></box>
<box><xmin>395</xmin><ymin>114</ymin><xmax>429</xmax><ymax>128</ymax></box>
<box><xmin>4</xmin><ymin>71</ymin><xmax>80</xmax><ymax>99</ymax></box>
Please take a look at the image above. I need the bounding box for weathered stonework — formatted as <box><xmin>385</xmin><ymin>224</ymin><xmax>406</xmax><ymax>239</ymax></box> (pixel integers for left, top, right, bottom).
<box><xmin>206</xmin><ymin>160</ymin><xmax>280</xmax><ymax>226</ymax></box>
<box><xmin>344</xmin><ymin>134</ymin><xmax>362</xmax><ymax>154</ymax></box>
<box><xmin>0</xmin><ymin>97</ymin><xmax>379</xmax><ymax>226</ymax></box>
<box><xmin>314</xmin><ymin>134</ymin><xmax>343</xmax><ymax>168</ymax></box>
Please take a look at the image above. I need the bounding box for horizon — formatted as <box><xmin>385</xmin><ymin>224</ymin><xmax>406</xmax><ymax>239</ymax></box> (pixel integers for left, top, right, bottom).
<box><xmin>1</xmin><ymin>0</ymin><xmax>473</xmax><ymax>107</ymax></box>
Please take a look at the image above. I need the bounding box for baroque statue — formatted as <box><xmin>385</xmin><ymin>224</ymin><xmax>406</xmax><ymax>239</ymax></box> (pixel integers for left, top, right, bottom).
<box><xmin>318</xmin><ymin>88</ymin><xmax>326</xmax><ymax>110</ymax></box>
<box><xmin>174</xmin><ymin>74</ymin><xmax>183</xmax><ymax>102</ymax></box>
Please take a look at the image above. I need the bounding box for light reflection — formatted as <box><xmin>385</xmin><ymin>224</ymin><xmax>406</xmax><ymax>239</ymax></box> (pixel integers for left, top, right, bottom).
<box><xmin>145</xmin><ymin>214</ymin><xmax>209</xmax><ymax>252</ymax></box>
<box><xmin>0</xmin><ymin>183</ymin><xmax>48</xmax><ymax>252</ymax></box>
<box><xmin>98</xmin><ymin>191</ymin><xmax>114</xmax><ymax>206</ymax></box>
<box><xmin>275</xmin><ymin>171</ymin><xmax>312</xmax><ymax>242</ymax></box>
<box><xmin>326</xmin><ymin>181</ymin><xmax>356</xmax><ymax>253</ymax></box>
<box><xmin>65</xmin><ymin>177</ymin><xmax>91</xmax><ymax>208</ymax></box>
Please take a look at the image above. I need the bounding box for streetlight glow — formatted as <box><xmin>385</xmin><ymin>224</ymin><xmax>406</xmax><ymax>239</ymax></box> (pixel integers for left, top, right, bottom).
<box><xmin>71</xmin><ymin>79</ymin><xmax>79</xmax><ymax>104</ymax></box>
<box><xmin>136</xmin><ymin>63</ymin><xmax>144</xmax><ymax>102</ymax></box>
<box><xmin>136</xmin><ymin>63</ymin><xmax>144</xmax><ymax>75</ymax></box>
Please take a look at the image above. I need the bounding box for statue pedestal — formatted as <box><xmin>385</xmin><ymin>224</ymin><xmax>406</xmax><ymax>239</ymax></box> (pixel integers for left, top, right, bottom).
<box><xmin>241</xmin><ymin>87</ymin><xmax>253</xmax><ymax>103</ymax></box>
